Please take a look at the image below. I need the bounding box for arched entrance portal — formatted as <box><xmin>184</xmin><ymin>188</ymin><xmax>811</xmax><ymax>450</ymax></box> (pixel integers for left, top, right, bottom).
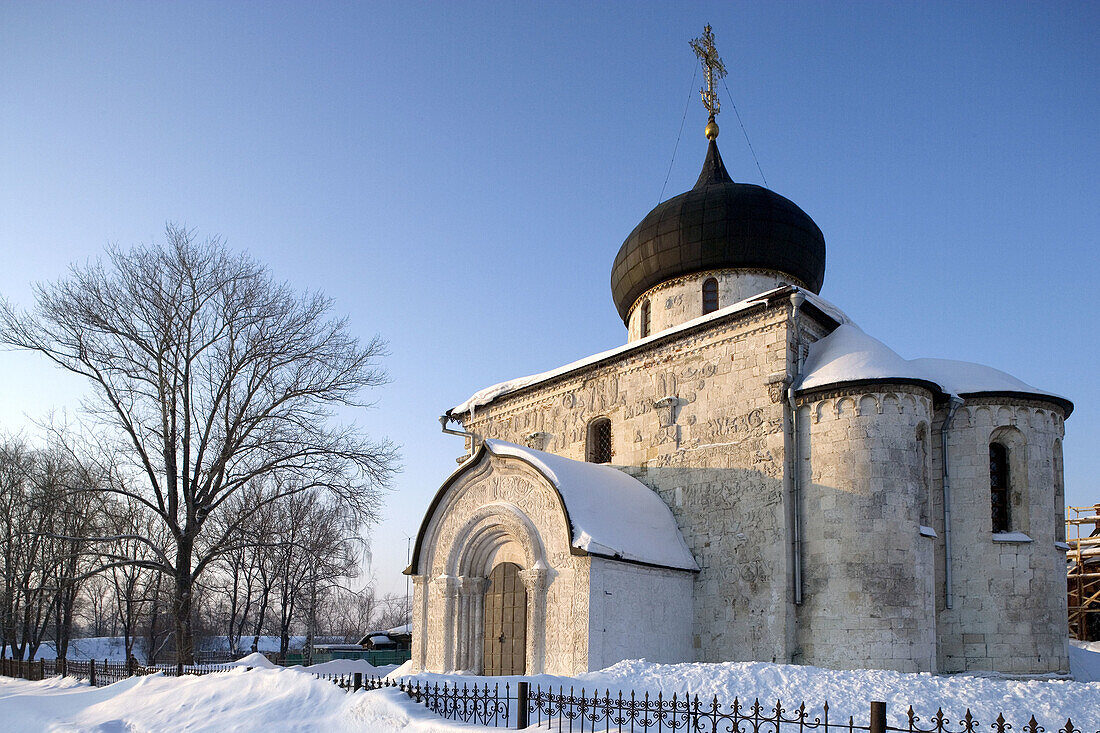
<box><xmin>482</xmin><ymin>562</ymin><xmax>527</xmax><ymax>675</ymax></box>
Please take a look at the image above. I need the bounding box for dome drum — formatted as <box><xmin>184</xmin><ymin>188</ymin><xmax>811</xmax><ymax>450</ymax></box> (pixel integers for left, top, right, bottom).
<box><xmin>611</xmin><ymin>140</ymin><xmax>826</xmax><ymax>325</ymax></box>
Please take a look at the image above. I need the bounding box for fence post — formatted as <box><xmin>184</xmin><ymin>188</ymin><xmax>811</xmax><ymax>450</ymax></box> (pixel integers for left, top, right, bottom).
<box><xmin>516</xmin><ymin>681</ymin><xmax>529</xmax><ymax>730</ymax></box>
<box><xmin>353</xmin><ymin>672</ymin><xmax>362</xmax><ymax>692</ymax></box>
<box><xmin>89</xmin><ymin>659</ymin><xmax>96</xmax><ymax>686</ymax></box>
<box><xmin>871</xmin><ymin>701</ymin><xmax>886</xmax><ymax>733</ymax></box>
<box><xmin>39</xmin><ymin>659</ymin><xmax>44</xmax><ymax>681</ymax></box>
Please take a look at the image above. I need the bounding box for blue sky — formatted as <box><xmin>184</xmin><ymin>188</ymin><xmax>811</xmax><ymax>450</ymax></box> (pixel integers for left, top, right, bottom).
<box><xmin>1</xmin><ymin>2</ymin><xmax>1097</xmax><ymax>598</ymax></box>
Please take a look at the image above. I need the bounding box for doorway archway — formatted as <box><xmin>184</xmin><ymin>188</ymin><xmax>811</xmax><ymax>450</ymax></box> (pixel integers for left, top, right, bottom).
<box><xmin>482</xmin><ymin>562</ymin><xmax>527</xmax><ymax>675</ymax></box>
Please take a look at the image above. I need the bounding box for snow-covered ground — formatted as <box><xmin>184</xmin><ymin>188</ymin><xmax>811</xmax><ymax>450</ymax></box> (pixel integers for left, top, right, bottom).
<box><xmin>0</xmin><ymin>668</ymin><xmax>477</xmax><ymax>732</ymax></box>
<box><xmin>0</xmin><ymin>652</ymin><xmax>1098</xmax><ymax>732</ymax></box>
<box><xmin>4</xmin><ymin>637</ymin><xmax>133</xmax><ymax>663</ymax></box>
<box><xmin>1071</xmin><ymin>639</ymin><xmax>1100</xmax><ymax>684</ymax></box>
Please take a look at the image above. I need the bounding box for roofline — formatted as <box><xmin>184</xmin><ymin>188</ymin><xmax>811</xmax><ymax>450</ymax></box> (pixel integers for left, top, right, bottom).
<box><xmin>795</xmin><ymin>379</ymin><xmax>1073</xmax><ymax>417</ymax></box>
<box><xmin>957</xmin><ymin>390</ymin><xmax>1073</xmax><ymax>418</ymax></box>
<box><xmin>406</xmin><ymin>443</ymin><xmax>505</xmax><ymax>575</ymax></box>
<box><xmin>795</xmin><ymin>377</ymin><xmax>943</xmax><ymax>401</ymax></box>
<box><xmin>799</xmin><ymin>297</ymin><xmax>843</xmax><ymax>332</ymax></box>
<box><xmin>448</xmin><ymin>286</ymin><xmax>797</xmax><ymax>419</ymax></box>
<box><xmin>406</xmin><ymin>442</ymin><xmax>699</xmax><ymax>576</ymax></box>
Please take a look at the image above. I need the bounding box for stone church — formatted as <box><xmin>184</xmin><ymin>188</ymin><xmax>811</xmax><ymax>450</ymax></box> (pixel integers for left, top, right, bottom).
<box><xmin>406</xmin><ymin>32</ymin><xmax>1071</xmax><ymax>678</ymax></box>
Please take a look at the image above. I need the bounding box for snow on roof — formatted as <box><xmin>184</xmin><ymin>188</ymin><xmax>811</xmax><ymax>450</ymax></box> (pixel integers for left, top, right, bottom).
<box><xmin>801</xmin><ymin>290</ymin><xmax>853</xmax><ymax>327</ymax></box>
<box><xmin>452</xmin><ymin>286</ymin><xmax>850</xmax><ymax>416</ymax></box>
<box><xmin>484</xmin><ymin>440</ymin><xmax>698</xmax><ymax>571</ymax></box>
<box><xmin>797</xmin><ymin>324</ymin><xmax>1067</xmax><ymax>407</ymax></box>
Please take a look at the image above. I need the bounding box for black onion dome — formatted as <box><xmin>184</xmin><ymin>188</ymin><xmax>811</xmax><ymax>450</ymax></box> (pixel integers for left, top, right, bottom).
<box><xmin>611</xmin><ymin>140</ymin><xmax>826</xmax><ymax>324</ymax></box>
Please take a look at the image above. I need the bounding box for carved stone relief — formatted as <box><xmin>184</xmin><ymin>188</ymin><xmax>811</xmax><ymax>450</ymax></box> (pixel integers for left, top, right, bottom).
<box><xmin>416</xmin><ymin>451</ymin><xmax>592</xmax><ymax>675</ymax></box>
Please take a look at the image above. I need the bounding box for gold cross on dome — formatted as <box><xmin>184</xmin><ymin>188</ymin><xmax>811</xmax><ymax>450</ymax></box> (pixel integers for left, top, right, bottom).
<box><xmin>691</xmin><ymin>24</ymin><xmax>727</xmax><ymax>120</ymax></box>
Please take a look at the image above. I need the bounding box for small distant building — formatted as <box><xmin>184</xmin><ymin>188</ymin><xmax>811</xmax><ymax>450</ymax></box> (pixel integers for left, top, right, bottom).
<box><xmin>357</xmin><ymin>624</ymin><xmax>412</xmax><ymax>652</ymax></box>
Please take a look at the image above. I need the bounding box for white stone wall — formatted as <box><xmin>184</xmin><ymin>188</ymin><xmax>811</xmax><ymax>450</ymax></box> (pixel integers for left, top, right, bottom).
<box><xmin>586</xmin><ymin>559</ymin><xmax>695</xmax><ymax>670</ymax></box>
<box><xmin>436</xmin><ymin>293</ymin><xmax>1070</xmax><ymax>676</ymax></box>
<box><xmin>796</xmin><ymin>387</ymin><xmax>937</xmax><ymax>672</ymax></box>
<box><xmin>460</xmin><ymin>303</ymin><xmax>798</xmax><ymax>664</ymax></box>
<box><xmin>625</xmin><ymin>269</ymin><xmax>802</xmax><ymax>342</ymax></box>
<box><xmin>932</xmin><ymin>399</ymin><xmax>1068</xmax><ymax>674</ymax></box>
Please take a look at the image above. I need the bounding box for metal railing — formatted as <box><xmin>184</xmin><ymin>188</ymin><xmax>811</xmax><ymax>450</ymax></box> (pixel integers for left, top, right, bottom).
<box><xmin>0</xmin><ymin>657</ymin><xmax>254</xmax><ymax>686</ymax></box>
<box><xmin>360</xmin><ymin>677</ymin><xmax>1097</xmax><ymax>733</ymax></box>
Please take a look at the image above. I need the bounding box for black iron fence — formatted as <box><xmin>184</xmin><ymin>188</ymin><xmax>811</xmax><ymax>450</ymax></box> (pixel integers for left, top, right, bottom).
<box><xmin>0</xmin><ymin>657</ymin><xmax>250</xmax><ymax>686</ymax></box>
<box><xmin>0</xmin><ymin>655</ymin><xmax>381</xmax><ymax>695</ymax></box>
<box><xmin>0</xmin><ymin>659</ymin><xmax>1095</xmax><ymax>733</ymax></box>
<box><xmin>360</xmin><ymin>677</ymin><xmax>1097</xmax><ymax>733</ymax></box>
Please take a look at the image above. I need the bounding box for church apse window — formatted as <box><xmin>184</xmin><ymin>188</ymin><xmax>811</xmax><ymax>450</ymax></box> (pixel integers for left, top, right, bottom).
<box><xmin>586</xmin><ymin>417</ymin><xmax>612</xmax><ymax>464</ymax></box>
<box><xmin>702</xmin><ymin>277</ymin><xmax>719</xmax><ymax>314</ymax></box>
<box><xmin>916</xmin><ymin>424</ymin><xmax>930</xmax><ymax>527</ymax></box>
<box><xmin>640</xmin><ymin>299</ymin><xmax>651</xmax><ymax>338</ymax></box>
<box><xmin>989</xmin><ymin>442</ymin><xmax>1010</xmax><ymax>533</ymax></box>
<box><xmin>1054</xmin><ymin>439</ymin><xmax>1065</xmax><ymax>543</ymax></box>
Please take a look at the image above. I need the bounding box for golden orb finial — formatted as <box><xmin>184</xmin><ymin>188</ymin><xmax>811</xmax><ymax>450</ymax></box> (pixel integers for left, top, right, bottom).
<box><xmin>705</xmin><ymin>117</ymin><xmax>719</xmax><ymax>140</ymax></box>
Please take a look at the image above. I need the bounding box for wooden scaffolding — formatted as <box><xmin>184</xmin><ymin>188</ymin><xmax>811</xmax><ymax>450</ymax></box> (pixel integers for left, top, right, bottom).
<box><xmin>1067</xmin><ymin>504</ymin><xmax>1100</xmax><ymax>641</ymax></box>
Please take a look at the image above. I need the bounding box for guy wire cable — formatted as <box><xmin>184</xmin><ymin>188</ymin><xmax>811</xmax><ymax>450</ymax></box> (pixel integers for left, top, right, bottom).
<box><xmin>658</xmin><ymin>64</ymin><xmax>698</xmax><ymax>205</ymax></box>
<box><xmin>722</xmin><ymin>77</ymin><xmax>768</xmax><ymax>188</ymax></box>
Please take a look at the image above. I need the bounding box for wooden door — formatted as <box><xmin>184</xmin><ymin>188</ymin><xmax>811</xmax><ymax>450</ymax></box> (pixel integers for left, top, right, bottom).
<box><xmin>481</xmin><ymin>562</ymin><xmax>527</xmax><ymax>675</ymax></box>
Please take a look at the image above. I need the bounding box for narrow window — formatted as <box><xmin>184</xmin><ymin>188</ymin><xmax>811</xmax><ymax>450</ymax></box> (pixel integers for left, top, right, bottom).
<box><xmin>639</xmin><ymin>300</ymin><xmax>651</xmax><ymax>338</ymax></box>
<box><xmin>916</xmin><ymin>424</ymin><xmax>930</xmax><ymax>526</ymax></box>
<box><xmin>1054</xmin><ymin>439</ymin><xmax>1065</xmax><ymax>543</ymax></box>
<box><xmin>990</xmin><ymin>442</ymin><xmax>1010</xmax><ymax>533</ymax></box>
<box><xmin>586</xmin><ymin>418</ymin><xmax>612</xmax><ymax>464</ymax></box>
<box><xmin>702</xmin><ymin>278</ymin><xmax>719</xmax><ymax>314</ymax></box>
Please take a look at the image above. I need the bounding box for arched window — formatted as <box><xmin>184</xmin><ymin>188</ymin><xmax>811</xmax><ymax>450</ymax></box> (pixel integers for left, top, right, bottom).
<box><xmin>1054</xmin><ymin>439</ymin><xmax>1065</xmax><ymax>543</ymax></box>
<box><xmin>639</xmin><ymin>300</ymin><xmax>651</xmax><ymax>338</ymax></box>
<box><xmin>990</xmin><ymin>442</ymin><xmax>1010</xmax><ymax>533</ymax></box>
<box><xmin>916</xmin><ymin>424</ymin><xmax>930</xmax><ymax>526</ymax></box>
<box><xmin>702</xmin><ymin>278</ymin><xmax>719</xmax><ymax>314</ymax></box>
<box><xmin>586</xmin><ymin>417</ymin><xmax>612</xmax><ymax>464</ymax></box>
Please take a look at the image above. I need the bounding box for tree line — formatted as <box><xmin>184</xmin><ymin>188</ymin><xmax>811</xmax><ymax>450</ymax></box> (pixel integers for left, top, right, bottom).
<box><xmin>0</xmin><ymin>431</ymin><xmax>406</xmax><ymax>663</ymax></box>
<box><xmin>0</xmin><ymin>226</ymin><xmax>399</xmax><ymax>663</ymax></box>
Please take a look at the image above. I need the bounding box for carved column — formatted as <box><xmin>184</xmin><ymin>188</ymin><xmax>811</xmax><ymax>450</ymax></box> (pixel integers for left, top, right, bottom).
<box><xmin>410</xmin><ymin>575</ymin><xmax>428</xmax><ymax>671</ymax></box>
<box><xmin>454</xmin><ymin>576</ymin><xmax>474</xmax><ymax>671</ymax></box>
<box><xmin>435</xmin><ymin>575</ymin><xmax>459</xmax><ymax>672</ymax></box>
<box><xmin>518</xmin><ymin>568</ymin><xmax>549</xmax><ymax>675</ymax></box>
<box><xmin>458</xmin><ymin>577</ymin><xmax>490</xmax><ymax>673</ymax></box>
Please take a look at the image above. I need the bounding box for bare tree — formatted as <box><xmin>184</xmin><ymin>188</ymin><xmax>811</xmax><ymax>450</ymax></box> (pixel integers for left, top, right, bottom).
<box><xmin>372</xmin><ymin>592</ymin><xmax>412</xmax><ymax>632</ymax></box>
<box><xmin>44</xmin><ymin>462</ymin><xmax>105</xmax><ymax>661</ymax></box>
<box><xmin>0</xmin><ymin>225</ymin><xmax>397</xmax><ymax>663</ymax></box>
<box><xmin>103</xmin><ymin>498</ymin><xmax>169</xmax><ymax>663</ymax></box>
<box><xmin>0</xmin><ymin>434</ymin><xmax>103</xmax><ymax>660</ymax></box>
<box><xmin>141</xmin><ymin>569</ymin><xmax>173</xmax><ymax>665</ymax></box>
<box><xmin>321</xmin><ymin>584</ymin><xmax>380</xmax><ymax>643</ymax></box>
<box><xmin>209</xmin><ymin>482</ymin><xmax>271</xmax><ymax>655</ymax></box>
<box><xmin>0</xmin><ymin>436</ymin><xmax>36</xmax><ymax>658</ymax></box>
<box><xmin>77</xmin><ymin>575</ymin><xmax>117</xmax><ymax>638</ymax></box>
